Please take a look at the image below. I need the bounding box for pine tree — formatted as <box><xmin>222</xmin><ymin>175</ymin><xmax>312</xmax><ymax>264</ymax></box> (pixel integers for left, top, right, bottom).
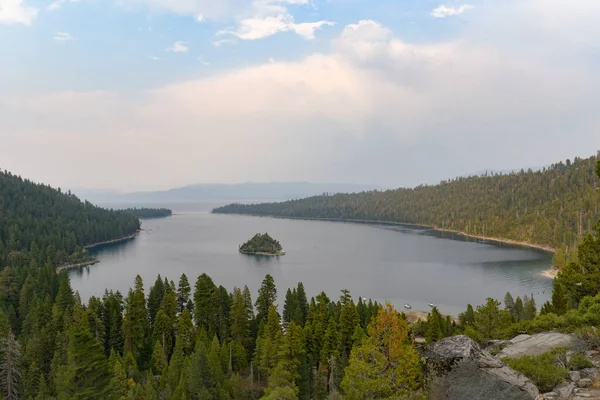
<box><xmin>552</xmin><ymin>281</ymin><xmax>567</xmax><ymax>315</ymax></box>
<box><xmin>153</xmin><ymin>310</ymin><xmax>174</xmax><ymax>357</ymax></box>
<box><xmin>193</xmin><ymin>274</ymin><xmax>217</xmax><ymax>334</ymax></box>
<box><xmin>102</xmin><ymin>290</ymin><xmax>124</xmax><ymax>356</ymax></box>
<box><xmin>256</xmin><ymin>275</ymin><xmax>277</xmax><ymax>325</ymax></box>
<box><xmin>465</xmin><ymin>304</ymin><xmax>474</xmax><ymax>324</ymax></box>
<box><xmin>254</xmin><ymin>306</ymin><xmax>283</xmax><ymax>382</ymax></box>
<box><xmin>230</xmin><ymin>287</ymin><xmax>250</xmax><ymax>350</ymax></box>
<box><xmin>504</xmin><ymin>292</ymin><xmax>516</xmax><ymax>317</ymax></box>
<box><xmin>426</xmin><ymin>307</ymin><xmax>443</xmax><ymax>344</ymax></box>
<box><xmin>296</xmin><ymin>283</ymin><xmax>308</xmax><ymax>326</ymax></box>
<box><xmin>341</xmin><ymin>303</ymin><xmax>421</xmax><ymax>399</ymax></box>
<box><xmin>56</xmin><ymin>309</ymin><xmax>111</xmax><ymax>399</ymax></box>
<box><xmin>339</xmin><ymin>300</ymin><xmax>359</xmax><ymax>358</ymax></box>
<box><xmin>186</xmin><ymin>341</ymin><xmax>216</xmax><ymax>398</ymax></box>
<box><xmin>151</xmin><ymin>341</ymin><xmax>167</xmax><ymax>375</ymax></box>
<box><xmin>177</xmin><ymin>308</ymin><xmax>194</xmax><ymax>355</ymax></box>
<box><xmin>147</xmin><ymin>276</ymin><xmax>165</xmax><ymax>327</ymax></box>
<box><xmin>108</xmin><ymin>354</ymin><xmax>130</xmax><ymax>400</ymax></box>
<box><xmin>282</xmin><ymin>288</ymin><xmax>297</xmax><ymax>325</ymax></box>
<box><xmin>523</xmin><ymin>295</ymin><xmax>537</xmax><ymax>321</ymax></box>
<box><xmin>177</xmin><ymin>274</ymin><xmax>192</xmax><ymax>314</ymax></box>
<box><xmin>0</xmin><ymin>331</ymin><xmax>20</xmax><ymax>400</ymax></box>
<box><xmin>123</xmin><ymin>276</ymin><xmax>150</xmax><ymax>369</ymax></box>
<box><xmin>514</xmin><ymin>297</ymin><xmax>524</xmax><ymax>321</ymax></box>
<box><xmin>55</xmin><ymin>273</ymin><xmax>74</xmax><ymax>313</ymax></box>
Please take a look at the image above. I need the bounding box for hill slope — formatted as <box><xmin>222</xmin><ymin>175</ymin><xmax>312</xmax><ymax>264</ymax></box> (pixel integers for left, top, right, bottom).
<box><xmin>0</xmin><ymin>170</ymin><xmax>140</xmax><ymax>266</ymax></box>
<box><xmin>214</xmin><ymin>154</ymin><xmax>600</xmax><ymax>264</ymax></box>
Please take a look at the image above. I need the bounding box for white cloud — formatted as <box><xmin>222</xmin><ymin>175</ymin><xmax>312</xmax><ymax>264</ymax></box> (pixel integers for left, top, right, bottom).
<box><xmin>431</xmin><ymin>4</ymin><xmax>473</xmax><ymax>18</ymax></box>
<box><xmin>54</xmin><ymin>32</ymin><xmax>74</xmax><ymax>41</ymax></box>
<box><xmin>218</xmin><ymin>13</ymin><xmax>334</xmax><ymax>40</ymax></box>
<box><xmin>0</xmin><ymin>0</ymin><xmax>38</xmax><ymax>25</ymax></box>
<box><xmin>195</xmin><ymin>13</ymin><xmax>205</xmax><ymax>22</ymax></box>
<box><xmin>167</xmin><ymin>41</ymin><xmax>188</xmax><ymax>52</ymax></box>
<box><xmin>150</xmin><ymin>56</ymin><xmax>160</xmax><ymax>60</ymax></box>
<box><xmin>3</xmin><ymin>1</ymin><xmax>600</xmax><ymax>190</ymax></box>
<box><xmin>213</xmin><ymin>39</ymin><xmax>236</xmax><ymax>47</ymax></box>
<box><xmin>47</xmin><ymin>0</ymin><xmax>78</xmax><ymax>11</ymax></box>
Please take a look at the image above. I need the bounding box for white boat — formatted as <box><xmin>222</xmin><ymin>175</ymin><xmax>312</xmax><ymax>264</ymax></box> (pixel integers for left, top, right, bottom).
<box><xmin>404</xmin><ymin>304</ymin><xmax>412</xmax><ymax>309</ymax></box>
<box><xmin>429</xmin><ymin>303</ymin><xmax>435</xmax><ymax>307</ymax></box>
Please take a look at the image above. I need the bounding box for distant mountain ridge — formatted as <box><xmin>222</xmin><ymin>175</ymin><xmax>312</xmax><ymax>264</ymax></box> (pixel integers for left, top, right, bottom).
<box><xmin>71</xmin><ymin>182</ymin><xmax>384</xmax><ymax>204</ymax></box>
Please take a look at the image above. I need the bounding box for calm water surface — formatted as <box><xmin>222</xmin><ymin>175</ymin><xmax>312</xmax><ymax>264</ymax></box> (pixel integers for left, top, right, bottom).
<box><xmin>70</xmin><ymin>203</ymin><xmax>554</xmax><ymax>316</ymax></box>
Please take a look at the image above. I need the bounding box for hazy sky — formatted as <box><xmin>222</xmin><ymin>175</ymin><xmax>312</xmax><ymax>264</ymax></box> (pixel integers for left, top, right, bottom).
<box><xmin>1</xmin><ymin>0</ymin><xmax>600</xmax><ymax>191</ymax></box>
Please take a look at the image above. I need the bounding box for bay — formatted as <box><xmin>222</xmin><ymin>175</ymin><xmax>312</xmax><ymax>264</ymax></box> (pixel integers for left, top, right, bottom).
<box><xmin>70</xmin><ymin>203</ymin><xmax>554</xmax><ymax>316</ymax></box>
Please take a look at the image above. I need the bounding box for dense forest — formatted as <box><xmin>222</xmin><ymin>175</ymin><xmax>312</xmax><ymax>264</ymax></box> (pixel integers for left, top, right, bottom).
<box><xmin>214</xmin><ymin>154</ymin><xmax>600</xmax><ymax>267</ymax></box>
<box><xmin>239</xmin><ymin>233</ymin><xmax>284</xmax><ymax>255</ymax></box>
<box><xmin>0</xmin><ymin>170</ymin><xmax>140</xmax><ymax>267</ymax></box>
<box><xmin>119</xmin><ymin>208</ymin><xmax>173</xmax><ymax>219</ymax></box>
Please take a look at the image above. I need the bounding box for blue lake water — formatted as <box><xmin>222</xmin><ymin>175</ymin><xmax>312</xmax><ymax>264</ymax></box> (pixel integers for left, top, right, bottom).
<box><xmin>70</xmin><ymin>203</ymin><xmax>554</xmax><ymax>316</ymax></box>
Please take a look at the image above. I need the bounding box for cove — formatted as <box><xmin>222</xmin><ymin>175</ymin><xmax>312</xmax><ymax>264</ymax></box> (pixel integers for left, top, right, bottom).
<box><xmin>69</xmin><ymin>203</ymin><xmax>554</xmax><ymax>316</ymax></box>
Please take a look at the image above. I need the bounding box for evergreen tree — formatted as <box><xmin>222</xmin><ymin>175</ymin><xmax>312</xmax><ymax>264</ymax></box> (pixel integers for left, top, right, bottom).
<box><xmin>177</xmin><ymin>274</ymin><xmax>192</xmax><ymax>314</ymax></box>
<box><xmin>186</xmin><ymin>341</ymin><xmax>216</xmax><ymax>399</ymax></box>
<box><xmin>514</xmin><ymin>297</ymin><xmax>524</xmax><ymax>321</ymax></box>
<box><xmin>426</xmin><ymin>307</ymin><xmax>443</xmax><ymax>344</ymax></box>
<box><xmin>339</xmin><ymin>299</ymin><xmax>360</xmax><ymax>358</ymax></box>
<box><xmin>102</xmin><ymin>290</ymin><xmax>124</xmax><ymax>356</ymax></box>
<box><xmin>341</xmin><ymin>303</ymin><xmax>421</xmax><ymax>399</ymax></box>
<box><xmin>0</xmin><ymin>331</ymin><xmax>20</xmax><ymax>400</ymax></box>
<box><xmin>504</xmin><ymin>292</ymin><xmax>516</xmax><ymax>318</ymax></box>
<box><xmin>230</xmin><ymin>287</ymin><xmax>251</xmax><ymax>351</ymax></box>
<box><xmin>56</xmin><ymin>310</ymin><xmax>111</xmax><ymax>399</ymax></box>
<box><xmin>147</xmin><ymin>276</ymin><xmax>165</xmax><ymax>327</ymax></box>
<box><xmin>255</xmin><ymin>275</ymin><xmax>277</xmax><ymax>325</ymax></box>
<box><xmin>552</xmin><ymin>281</ymin><xmax>567</xmax><ymax>315</ymax></box>
<box><xmin>523</xmin><ymin>295</ymin><xmax>537</xmax><ymax>321</ymax></box>
<box><xmin>193</xmin><ymin>274</ymin><xmax>217</xmax><ymax>334</ymax></box>
<box><xmin>108</xmin><ymin>354</ymin><xmax>130</xmax><ymax>400</ymax></box>
<box><xmin>296</xmin><ymin>283</ymin><xmax>308</xmax><ymax>327</ymax></box>
<box><xmin>177</xmin><ymin>308</ymin><xmax>194</xmax><ymax>355</ymax></box>
<box><xmin>123</xmin><ymin>276</ymin><xmax>150</xmax><ymax>368</ymax></box>
<box><xmin>282</xmin><ymin>288</ymin><xmax>297</xmax><ymax>325</ymax></box>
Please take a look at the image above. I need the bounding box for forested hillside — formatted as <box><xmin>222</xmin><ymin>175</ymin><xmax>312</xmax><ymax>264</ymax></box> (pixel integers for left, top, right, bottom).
<box><xmin>214</xmin><ymin>154</ymin><xmax>600</xmax><ymax>266</ymax></box>
<box><xmin>0</xmin><ymin>170</ymin><xmax>140</xmax><ymax>267</ymax></box>
<box><xmin>119</xmin><ymin>207</ymin><xmax>173</xmax><ymax>219</ymax></box>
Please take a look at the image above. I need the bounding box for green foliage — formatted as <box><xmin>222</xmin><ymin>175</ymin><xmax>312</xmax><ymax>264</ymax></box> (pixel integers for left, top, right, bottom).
<box><xmin>426</xmin><ymin>307</ymin><xmax>443</xmax><ymax>344</ymax></box>
<box><xmin>503</xmin><ymin>349</ymin><xmax>568</xmax><ymax>392</ymax></box>
<box><xmin>255</xmin><ymin>275</ymin><xmax>277</xmax><ymax>325</ymax></box>
<box><xmin>0</xmin><ymin>170</ymin><xmax>139</xmax><ymax>266</ymax></box>
<box><xmin>214</xmin><ymin>155</ymin><xmax>600</xmax><ymax>262</ymax></box>
<box><xmin>568</xmin><ymin>352</ymin><xmax>593</xmax><ymax>370</ymax></box>
<box><xmin>341</xmin><ymin>303</ymin><xmax>422</xmax><ymax>399</ymax></box>
<box><xmin>239</xmin><ymin>233</ymin><xmax>283</xmax><ymax>255</ymax></box>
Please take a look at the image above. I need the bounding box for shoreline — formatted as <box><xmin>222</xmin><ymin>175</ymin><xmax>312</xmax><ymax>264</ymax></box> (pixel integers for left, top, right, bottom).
<box><xmin>57</xmin><ymin>259</ymin><xmax>100</xmax><ymax>273</ymax></box>
<box><xmin>84</xmin><ymin>230</ymin><xmax>140</xmax><ymax>250</ymax></box>
<box><xmin>215</xmin><ymin>213</ymin><xmax>556</xmax><ymax>254</ymax></box>
<box><xmin>239</xmin><ymin>250</ymin><xmax>286</xmax><ymax>257</ymax></box>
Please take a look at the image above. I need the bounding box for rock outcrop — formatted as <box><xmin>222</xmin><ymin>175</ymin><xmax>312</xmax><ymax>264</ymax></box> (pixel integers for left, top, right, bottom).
<box><xmin>497</xmin><ymin>333</ymin><xmax>573</xmax><ymax>359</ymax></box>
<box><xmin>424</xmin><ymin>335</ymin><xmax>539</xmax><ymax>400</ymax></box>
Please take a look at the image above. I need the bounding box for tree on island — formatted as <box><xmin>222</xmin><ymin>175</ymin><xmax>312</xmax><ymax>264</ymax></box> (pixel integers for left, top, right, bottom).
<box><xmin>239</xmin><ymin>233</ymin><xmax>284</xmax><ymax>255</ymax></box>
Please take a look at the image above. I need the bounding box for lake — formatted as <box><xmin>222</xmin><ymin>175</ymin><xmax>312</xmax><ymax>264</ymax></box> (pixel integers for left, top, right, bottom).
<box><xmin>69</xmin><ymin>203</ymin><xmax>554</xmax><ymax>316</ymax></box>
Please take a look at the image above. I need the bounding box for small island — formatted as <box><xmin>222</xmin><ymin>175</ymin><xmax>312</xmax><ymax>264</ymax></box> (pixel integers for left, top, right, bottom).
<box><xmin>239</xmin><ymin>233</ymin><xmax>285</xmax><ymax>256</ymax></box>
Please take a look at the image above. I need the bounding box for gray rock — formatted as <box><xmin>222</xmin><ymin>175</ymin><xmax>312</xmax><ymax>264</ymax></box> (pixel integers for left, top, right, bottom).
<box><xmin>575</xmin><ymin>393</ymin><xmax>591</xmax><ymax>398</ymax></box>
<box><xmin>497</xmin><ymin>332</ymin><xmax>574</xmax><ymax>359</ymax></box>
<box><xmin>570</xmin><ymin>371</ymin><xmax>582</xmax><ymax>382</ymax></box>
<box><xmin>542</xmin><ymin>392</ymin><xmax>559</xmax><ymax>399</ymax></box>
<box><xmin>424</xmin><ymin>335</ymin><xmax>539</xmax><ymax>399</ymax></box>
<box><xmin>577</xmin><ymin>378</ymin><xmax>593</xmax><ymax>388</ymax></box>
<box><xmin>580</xmin><ymin>368</ymin><xmax>599</xmax><ymax>379</ymax></box>
<box><xmin>574</xmin><ymin>388</ymin><xmax>590</xmax><ymax>394</ymax></box>
<box><xmin>554</xmin><ymin>382</ymin><xmax>575</xmax><ymax>398</ymax></box>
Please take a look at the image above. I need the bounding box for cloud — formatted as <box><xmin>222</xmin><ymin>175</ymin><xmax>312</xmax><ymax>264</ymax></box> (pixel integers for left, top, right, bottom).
<box><xmin>54</xmin><ymin>32</ymin><xmax>74</xmax><ymax>41</ymax></box>
<box><xmin>150</xmin><ymin>56</ymin><xmax>160</xmax><ymax>60</ymax></box>
<box><xmin>218</xmin><ymin>14</ymin><xmax>333</xmax><ymax>40</ymax></box>
<box><xmin>0</xmin><ymin>0</ymin><xmax>38</xmax><ymax>25</ymax></box>
<box><xmin>167</xmin><ymin>41</ymin><xmax>188</xmax><ymax>52</ymax></box>
<box><xmin>213</xmin><ymin>39</ymin><xmax>236</xmax><ymax>47</ymax></box>
<box><xmin>3</xmin><ymin>1</ymin><xmax>600</xmax><ymax>190</ymax></box>
<box><xmin>195</xmin><ymin>13</ymin><xmax>205</xmax><ymax>22</ymax></box>
<box><xmin>47</xmin><ymin>0</ymin><xmax>78</xmax><ymax>11</ymax></box>
<box><xmin>118</xmin><ymin>0</ymin><xmax>253</xmax><ymax>20</ymax></box>
<box><xmin>431</xmin><ymin>4</ymin><xmax>473</xmax><ymax>18</ymax></box>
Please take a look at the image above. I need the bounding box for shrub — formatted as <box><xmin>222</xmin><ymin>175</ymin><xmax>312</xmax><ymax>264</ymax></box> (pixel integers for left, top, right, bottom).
<box><xmin>568</xmin><ymin>353</ymin><xmax>594</xmax><ymax>370</ymax></box>
<box><xmin>503</xmin><ymin>348</ymin><xmax>569</xmax><ymax>392</ymax></box>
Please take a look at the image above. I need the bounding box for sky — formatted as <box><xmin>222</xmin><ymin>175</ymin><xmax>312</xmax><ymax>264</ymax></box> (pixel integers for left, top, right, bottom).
<box><xmin>1</xmin><ymin>0</ymin><xmax>600</xmax><ymax>191</ymax></box>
